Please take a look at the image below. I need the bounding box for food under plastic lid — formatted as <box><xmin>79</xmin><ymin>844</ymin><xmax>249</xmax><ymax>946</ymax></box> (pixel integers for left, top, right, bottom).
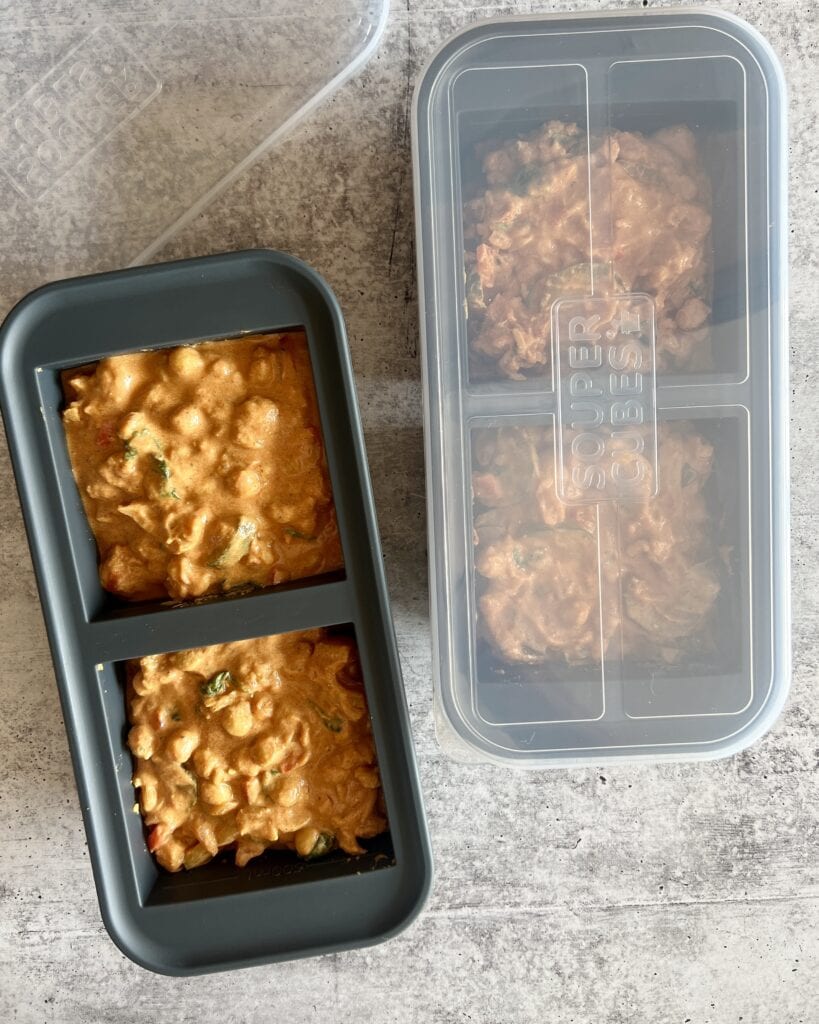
<box><xmin>0</xmin><ymin>0</ymin><xmax>387</xmax><ymax>316</ymax></box>
<box><xmin>413</xmin><ymin>10</ymin><xmax>790</xmax><ymax>765</ymax></box>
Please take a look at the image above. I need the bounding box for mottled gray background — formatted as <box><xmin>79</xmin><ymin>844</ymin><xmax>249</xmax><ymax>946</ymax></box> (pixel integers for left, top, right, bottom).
<box><xmin>1</xmin><ymin>1</ymin><xmax>816</xmax><ymax>1021</ymax></box>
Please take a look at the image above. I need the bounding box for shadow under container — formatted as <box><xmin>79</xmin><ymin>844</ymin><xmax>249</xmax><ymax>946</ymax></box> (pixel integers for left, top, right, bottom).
<box><xmin>412</xmin><ymin>10</ymin><xmax>789</xmax><ymax>766</ymax></box>
<box><xmin>0</xmin><ymin>248</ymin><xmax>432</xmax><ymax>973</ymax></box>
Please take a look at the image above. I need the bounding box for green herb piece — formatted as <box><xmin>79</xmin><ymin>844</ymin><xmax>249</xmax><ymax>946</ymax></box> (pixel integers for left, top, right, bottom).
<box><xmin>681</xmin><ymin>463</ymin><xmax>698</xmax><ymax>487</ymax></box>
<box><xmin>126</xmin><ymin>427</ymin><xmax>165</xmax><ymax>455</ymax></box>
<box><xmin>149</xmin><ymin>453</ymin><xmax>181</xmax><ymax>499</ymax></box>
<box><xmin>512</xmin><ymin>547</ymin><xmax>528</xmax><ymax>570</ymax></box>
<box><xmin>284</xmin><ymin>527</ymin><xmax>317</xmax><ymax>541</ymax></box>
<box><xmin>307</xmin><ymin>699</ymin><xmax>344</xmax><ymax>733</ymax></box>
<box><xmin>123</xmin><ymin>443</ymin><xmax>138</xmax><ymax>461</ymax></box>
<box><xmin>152</xmin><ymin>455</ymin><xmax>171</xmax><ymax>480</ymax></box>
<box><xmin>201</xmin><ymin>670</ymin><xmax>234</xmax><ymax>697</ymax></box>
<box><xmin>208</xmin><ymin>517</ymin><xmax>257</xmax><ymax>568</ymax></box>
<box><xmin>511</xmin><ymin>164</ymin><xmax>542</xmax><ymax>195</ymax></box>
<box><xmin>260</xmin><ymin>769</ymin><xmax>281</xmax><ymax>793</ymax></box>
<box><xmin>305</xmin><ymin>832</ymin><xmax>335</xmax><ymax>860</ymax></box>
<box><xmin>619</xmin><ymin>160</ymin><xmax>664</xmax><ymax>188</ymax></box>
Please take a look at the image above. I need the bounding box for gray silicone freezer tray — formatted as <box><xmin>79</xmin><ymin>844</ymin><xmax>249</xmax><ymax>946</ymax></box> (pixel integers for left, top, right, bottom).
<box><xmin>0</xmin><ymin>249</ymin><xmax>432</xmax><ymax>974</ymax></box>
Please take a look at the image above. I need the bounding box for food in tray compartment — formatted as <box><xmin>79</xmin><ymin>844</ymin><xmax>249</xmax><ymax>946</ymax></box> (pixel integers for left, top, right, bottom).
<box><xmin>62</xmin><ymin>333</ymin><xmax>343</xmax><ymax>601</ymax></box>
<box><xmin>127</xmin><ymin>629</ymin><xmax>387</xmax><ymax>872</ymax></box>
<box><xmin>463</xmin><ymin>121</ymin><xmax>713</xmax><ymax>379</ymax></box>
<box><xmin>472</xmin><ymin>423</ymin><xmax>722</xmax><ymax>665</ymax></box>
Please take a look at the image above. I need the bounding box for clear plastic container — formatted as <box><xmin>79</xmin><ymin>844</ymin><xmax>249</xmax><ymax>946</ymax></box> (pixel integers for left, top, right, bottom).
<box><xmin>0</xmin><ymin>0</ymin><xmax>388</xmax><ymax>316</ymax></box>
<box><xmin>412</xmin><ymin>10</ymin><xmax>790</xmax><ymax>766</ymax></box>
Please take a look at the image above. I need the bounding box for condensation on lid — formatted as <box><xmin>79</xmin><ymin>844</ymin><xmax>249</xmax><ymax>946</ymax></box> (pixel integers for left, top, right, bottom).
<box><xmin>413</xmin><ymin>10</ymin><xmax>790</xmax><ymax>766</ymax></box>
<box><xmin>0</xmin><ymin>0</ymin><xmax>388</xmax><ymax>316</ymax></box>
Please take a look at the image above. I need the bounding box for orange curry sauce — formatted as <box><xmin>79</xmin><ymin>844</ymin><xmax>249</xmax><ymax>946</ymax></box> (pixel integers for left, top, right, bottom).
<box><xmin>62</xmin><ymin>332</ymin><xmax>343</xmax><ymax>602</ymax></box>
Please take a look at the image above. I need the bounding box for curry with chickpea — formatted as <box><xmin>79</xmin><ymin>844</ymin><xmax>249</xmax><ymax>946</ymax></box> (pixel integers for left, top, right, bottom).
<box><xmin>472</xmin><ymin>423</ymin><xmax>722</xmax><ymax>666</ymax></box>
<box><xmin>128</xmin><ymin>629</ymin><xmax>387</xmax><ymax>871</ymax></box>
<box><xmin>61</xmin><ymin>332</ymin><xmax>342</xmax><ymax>602</ymax></box>
<box><xmin>464</xmin><ymin>122</ymin><xmax>712</xmax><ymax>378</ymax></box>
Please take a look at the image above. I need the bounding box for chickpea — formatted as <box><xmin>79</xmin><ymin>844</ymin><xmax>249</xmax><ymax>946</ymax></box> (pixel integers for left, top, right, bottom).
<box><xmin>128</xmin><ymin>724</ymin><xmax>155</xmax><ymax>760</ymax></box>
<box><xmin>169</xmin><ymin>346</ymin><xmax>204</xmax><ymax>379</ymax></box>
<box><xmin>96</xmin><ymin>362</ymin><xmax>138</xmax><ymax>405</ymax></box>
<box><xmin>161</xmin><ymin>839</ymin><xmax>186</xmax><ymax>872</ymax></box>
<box><xmin>275</xmin><ymin>806</ymin><xmax>312</xmax><ymax>833</ymax></box>
<box><xmin>294</xmin><ymin>826</ymin><xmax>320</xmax><ymax>858</ymax></box>
<box><xmin>117</xmin><ymin>411</ymin><xmax>146</xmax><ymax>441</ymax></box>
<box><xmin>166</xmin><ymin>508</ymin><xmax>209</xmax><ymax>555</ymax></box>
<box><xmin>194</xmin><ymin>820</ymin><xmax>219</xmax><ymax>855</ymax></box>
<box><xmin>248</xmin><ymin>355</ymin><xmax>275</xmax><ymax>385</ymax></box>
<box><xmin>157</xmin><ymin>805</ymin><xmax>185</xmax><ymax>831</ymax></box>
<box><xmin>233</xmin><ymin>397</ymin><xmax>279</xmax><ymax>449</ymax></box>
<box><xmin>85</xmin><ymin>481</ymin><xmax>122</xmax><ymax>501</ymax></box>
<box><xmin>214</xmin><ymin>821</ymin><xmax>238</xmax><ymax>846</ymax></box>
<box><xmin>276</xmin><ymin>774</ymin><xmax>306</xmax><ymax>808</ymax></box>
<box><xmin>252</xmin><ymin>693</ymin><xmax>275</xmax><ymax>718</ymax></box>
<box><xmin>200</xmin><ymin>781</ymin><xmax>233</xmax><ymax>807</ymax></box>
<box><xmin>210</xmin><ymin>800</ymin><xmax>236</xmax><ymax>818</ymax></box>
<box><xmin>192</xmin><ymin>746</ymin><xmax>220</xmax><ymax>778</ymax></box>
<box><xmin>165</xmin><ymin>728</ymin><xmax>199</xmax><ymax>763</ymax></box>
<box><xmin>131</xmin><ymin>671</ymin><xmax>150</xmax><ymax>697</ymax></box>
<box><xmin>100</xmin><ymin>545</ymin><xmax>151</xmax><ymax>597</ymax></box>
<box><xmin>167</xmin><ymin>555</ymin><xmax>210</xmax><ymax>598</ymax></box>
<box><xmin>253</xmin><ymin>734</ymin><xmax>285</xmax><ymax>769</ymax></box>
<box><xmin>140</xmin><ymin>783</ymin><xmax>158</xmax><ymax>813</ymax></box>
<box><xmin>223</xmin><ymin>700</ymin><xmax>253</xmax><ymax>738</ymax></box>
<box><xmin>184</xmin><ymin>844</ymin><xmax>213</xmax><ymax>870</ymax></box>
<box><xmin>232</xmin><ymin>749</ymin><xmax>262</xmax><ymax>776</ymax></box>
<box><xmin>237</xmin><ymin>807</ymin><xmax>278</xmax><ymax>842</ymax></box>
<box><xmin>676</xmin><ymin>296</ymin><xmax>710</xmax><ymax>331</ymax></box>
<box><xmin>171</xmin><ymin>404</ymin><xmax>206</xmax><ymax>436</ymax></box>
<box><xmin>232</xmin><ymin>466</ymin><xmax>262</xmax><ymax>497</ymax></box>
<box><xmin>244</xmin><ymin>777</ymin><xmax>262</xmax><ymax>804</ymax></box>
<box><xmin>211</xmin><ymin>357</ymin><xmax>236</xmax><ymax>379</ymax></box>
<box><xmin>235</xmin><ymin>840</ymin><xmax>266</xmax><ymax>867</ymax></box>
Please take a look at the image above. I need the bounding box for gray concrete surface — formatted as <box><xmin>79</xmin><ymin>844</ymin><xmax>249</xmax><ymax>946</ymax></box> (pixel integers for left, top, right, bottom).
<box><xmin>1</xmin><ymin>1</ymin><xmax>817</xmax><ymax>1021</ymax></box>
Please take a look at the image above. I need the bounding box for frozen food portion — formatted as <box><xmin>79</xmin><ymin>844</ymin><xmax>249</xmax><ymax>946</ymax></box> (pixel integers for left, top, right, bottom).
<box><xmin>62</xmin><ymin>333</ymin><xmax>343</xmax><ymax>602</ymax></box>
<box><xmin>127</xmin><ymin>628</ymin><xmax>387</xmax><ymax>872</ymax></box>
<box><xmin>472</xmin><ymin>423</ymin><xmax>722</xmax><ymax>665</ymax></box>
<box><xmin>463</xmin><ymin>121</ymin><xmax>712</xmax><ymax>379</ymax></box>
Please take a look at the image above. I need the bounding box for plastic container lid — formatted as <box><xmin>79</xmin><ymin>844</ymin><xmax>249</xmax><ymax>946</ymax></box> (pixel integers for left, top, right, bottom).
<box><xmin>0</xmin><ymin>0</ymin><xmax>388</xmax><ymax>315</ymax></box>
<box><xmin>413</xmin><ymin>10</ymin><xmax>790</xmax><ymax>766</ymax></box>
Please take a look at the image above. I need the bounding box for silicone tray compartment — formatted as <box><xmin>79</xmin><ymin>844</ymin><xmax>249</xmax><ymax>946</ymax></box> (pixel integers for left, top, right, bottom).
<box><xmin>413</xmin><ymin>10</ymin><xmax>789</xmax><ymax>766</ymax></box>
<box><xmin>0</xmin><ymin>249</ymin><xmax>432</xmax><ymax>973</ymax></box>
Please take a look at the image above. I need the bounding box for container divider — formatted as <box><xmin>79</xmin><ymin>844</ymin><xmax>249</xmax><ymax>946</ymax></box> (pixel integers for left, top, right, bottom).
<box><xmin>595</xmin><ymin>502</ymin><xmax>627</xmax><ymax>723</ymax></box>
<box><xmin>85</xmin><ymin>579</ymin><xmax>354</xmax><ymax>663</ymax></box>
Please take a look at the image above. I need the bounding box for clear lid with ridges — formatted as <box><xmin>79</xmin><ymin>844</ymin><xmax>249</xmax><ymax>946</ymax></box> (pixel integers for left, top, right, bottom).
<box><xmin>0</xmin><ymin>0</ymin><xmax>388</xmax><ymax>315</ymax></box>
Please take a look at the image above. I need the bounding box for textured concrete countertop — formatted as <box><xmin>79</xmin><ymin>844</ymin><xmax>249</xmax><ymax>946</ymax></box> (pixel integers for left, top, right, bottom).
<box><xmin>0</xmin><ymin>1</ymin><xmax>816</xmax><ymax>1021</ymax></box>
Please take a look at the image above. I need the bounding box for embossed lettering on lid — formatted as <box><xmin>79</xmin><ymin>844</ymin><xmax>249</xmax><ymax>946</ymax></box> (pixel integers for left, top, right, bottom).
<box><xmin>553</xmin><ymin>292</ymin><xmax>658</xmax><ymax>505</ymax></box>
